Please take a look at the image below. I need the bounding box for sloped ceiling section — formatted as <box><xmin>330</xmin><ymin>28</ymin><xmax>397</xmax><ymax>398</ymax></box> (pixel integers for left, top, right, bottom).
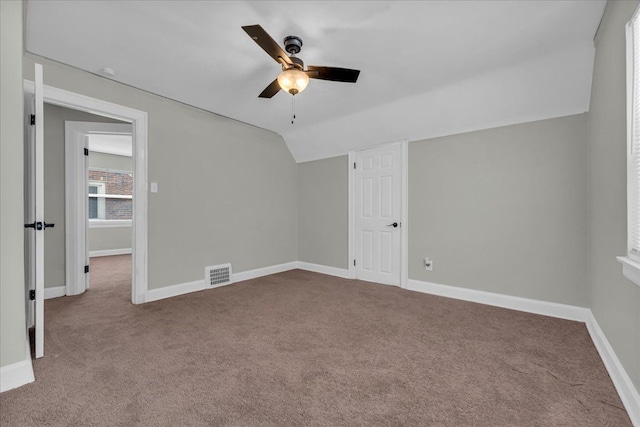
<box><xmin>26</xmin><ymin>1</ymin><xmax>606</xmax><ymax>163</ymax></box>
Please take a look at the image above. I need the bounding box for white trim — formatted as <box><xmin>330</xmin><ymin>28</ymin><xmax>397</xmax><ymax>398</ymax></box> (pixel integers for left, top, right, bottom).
<box><xmin>406</xmin><ymin>279</ymin><xmax>589</xmax><ymax>322</ymax></box>
<box><xmin>347</xmin><ymin>150</ymin><xmax>356</xmax><ymax>279</ymax></box>
<box><xmin>65</xmin><ymin>122</ymin><xmax>89</xmax><ymax>296</ymax></box>
<box><xmin>0</xmin><ymin>341</ymin><xmax>34</xmax><ymax>393</ymax></box>
<box><xmin>405</xmin><ymin>277</ymin><xmax>640</xmax><ymax>423</ymax></box>
<box><xmin>617</xmin><ymin>256</ymin><xmax>640</xmax><ymax>288</ymax></box>
<box><xmin>144</xmin><ymin>262</ymin><xmax>298</xmax><ymax>303</ymax></box>
<box><xmin>89</xmin><ymin>219</ymin><xmax>132</xmax><ymax>228</ymax></box>
<box><xmin>586</xmin><ymin>312</ymin><xmax>640</xmax><ymax>426</ymax></box>
<box><xmin>89</xmin><ymin>248</ymin><xmax>132</xmax><ymax>258</ymax></box>
<box><xmin>89</xmin><ymin>193</ymin><xmax>132</xmax><ymax>200</ymax></box>
<box><xmin>296</xmin><ymin>261</ymin><xmax>351</xmax><ymax>279</ymax></box>
<box><xmin>400</xmin><ymin>141</ymin><xmax>408</xmax><ymax>289</ymax></box>
<box><xmin>26</xmin><ymin>79</ymin><xmax>149</xmax><ymax>305</ymax></box>
<box><xmin>626</xmin><ymin>21</ymin><xmax>635</xmax><ymax>258</ymax></box>
<box><xmin>44</xmin><ymin>286</ymin><xmax>66</xmax><ymax>299</ymax></box>
<box><xmin>144</xmin><ymin>279</ymin><xmax>206</xmax><ymax>303</ymax></box>
<box><xmin>232</xmin><ymin>262</ymin><xmax>297</xmax><ymax>283</ymax></box>
<box><xmin>348</xmin><ymin>140</ymin><xmax>409</xmax><ymax>287</ymax></box>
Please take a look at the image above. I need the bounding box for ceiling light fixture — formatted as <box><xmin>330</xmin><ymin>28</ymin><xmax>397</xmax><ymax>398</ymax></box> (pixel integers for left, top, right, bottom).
<box><xmin>277</xmin><ymin>68</ymin><xmax>309</xmax><ymax>96</ymax></box>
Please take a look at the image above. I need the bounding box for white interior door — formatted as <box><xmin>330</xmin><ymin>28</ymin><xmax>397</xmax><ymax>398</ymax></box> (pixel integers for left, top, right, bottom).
<box><xmin>24</xmin><ymin>93</ymin><xmax>35</xmax><ymax>329</ymax></box>
<box><xmin>33</xmin><ymin>63</ymin><xmax>45</xmax><ymax>358</ymax></box>
<box><xmin>354</xmin><ymin>143</ymin><xmax>402</xmax><ymax>285</ymax></box>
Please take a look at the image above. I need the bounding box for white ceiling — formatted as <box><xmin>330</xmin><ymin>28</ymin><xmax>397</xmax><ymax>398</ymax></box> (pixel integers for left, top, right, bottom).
<box><xmin>26</xmin><ymin>1</ymin><xmax>606</xmax><ymax>163</ymax></box>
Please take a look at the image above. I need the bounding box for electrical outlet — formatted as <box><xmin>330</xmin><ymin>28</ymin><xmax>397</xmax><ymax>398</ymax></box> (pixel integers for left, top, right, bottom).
<box><xmin>424</xmin><ymin>258</ymin><xmax>433</xmax><ymax>271</ymax></box>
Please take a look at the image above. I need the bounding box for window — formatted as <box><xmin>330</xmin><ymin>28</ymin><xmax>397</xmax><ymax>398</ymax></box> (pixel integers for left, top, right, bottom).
<box><xmin>88</xmin><ymin>181</ymin><xmax>106</xmax><ymax>219</ymax></box>
<box><xmin>620</xmin><ymin>10</ymin><xmax>640</xmax><ymax>287</ymax></box>
<box><xmin>88</xmin><ymin>169</ymin><xmax>133</xmax><ymax>227</ymax></box>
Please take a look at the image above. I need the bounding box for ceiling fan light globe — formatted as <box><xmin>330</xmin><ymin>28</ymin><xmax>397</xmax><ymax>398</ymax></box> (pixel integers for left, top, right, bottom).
<box><xmin>277</xmin><ymin>69</ymin><xmax>309</xmax><ymax>95</ymax></box>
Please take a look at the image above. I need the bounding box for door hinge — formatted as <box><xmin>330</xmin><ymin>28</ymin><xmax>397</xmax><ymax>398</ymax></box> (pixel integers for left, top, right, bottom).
<box><xmin>29</xmin><ymin>290</ymin><xmax>35</xmax><ymax>301</ymax></box>
<box><xmin>353</xmin><ymin>162</ymin><xmax>356</xmax><ymax>169</ymax></box>
<box><xmin>353</xmin><ymin>259</ymin><xmax>356</xmax><ymax>266</ymax></box>
<box><xmin>84</xmin><ymin>265</ymin><xmax>90</xmax><ymax>274</ymax></box>
<box><xmin>84</xmin><ymin>148</ymin><xmax>89</xmax><ymax>156</ymax></box>
<box><xmin>30</xmin><ymin>114</ymin><xmax>35</xmax><ymax>125</ymax></box>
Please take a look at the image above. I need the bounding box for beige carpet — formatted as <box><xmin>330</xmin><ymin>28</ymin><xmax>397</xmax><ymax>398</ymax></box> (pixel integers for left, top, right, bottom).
<box><xmin>0</xmin><ymin>256</ymin><xmax>631</xmax><ymax>426</ymax></box>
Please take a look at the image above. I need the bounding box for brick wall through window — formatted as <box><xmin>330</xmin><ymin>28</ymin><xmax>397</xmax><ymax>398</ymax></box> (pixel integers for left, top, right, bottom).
<box><xmin>89</xmin><ymin>169</ymin><xmax>133</xmax><ymax>220</ymax></box>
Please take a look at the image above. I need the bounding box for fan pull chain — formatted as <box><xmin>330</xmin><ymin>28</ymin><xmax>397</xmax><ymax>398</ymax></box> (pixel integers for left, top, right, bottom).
<box><xmin>291</xmin><ymin>95</ymin><xmax>296</xmax><ymax>124</ymax></box>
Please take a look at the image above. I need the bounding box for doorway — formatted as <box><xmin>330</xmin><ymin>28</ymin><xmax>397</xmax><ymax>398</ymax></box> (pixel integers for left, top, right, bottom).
<box><xmin>65</xmin><ymin>121</ymin><xmax>133</xmax><ymax>296</ymax></box>
<box><xmin>349</xmin><ymin>141</ymin><xmax>408</xmax><ymax>287</ymax></box>
<box><xmin>23</xmin><ymin>68</ymin><xmax>148</xmax><ymax>358</ymax></box>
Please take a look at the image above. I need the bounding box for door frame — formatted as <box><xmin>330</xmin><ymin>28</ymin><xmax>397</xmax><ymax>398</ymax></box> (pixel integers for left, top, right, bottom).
<box><xmin>348</xmin><ymin>140</ymin><xmax>409</xmax><ymax>288</ymax></box>
<box><xmin>65</xmin><ymin>121</ymin><xmax>133</xmax><ymax>296</ymax></box>
<box><xmin>23</xmin><ymin>80</ymin><xmax>149</xmax><ymax>304</ymax></box>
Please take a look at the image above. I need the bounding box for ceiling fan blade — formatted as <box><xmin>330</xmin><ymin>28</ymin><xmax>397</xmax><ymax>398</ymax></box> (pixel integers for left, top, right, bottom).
<box><xmin>242</xmin><ymin>25</ymin><xmax>292</xmax><ymax>67</ymax></box>
<box><xmin>306</xmin><ymin>66</ymin><xmax>360</xmax><ymax>83</ymax></box>
<box><xmin>258</xmin><ymin>79</ymin><xmax>281</xmax><ymax>98</ymax></box>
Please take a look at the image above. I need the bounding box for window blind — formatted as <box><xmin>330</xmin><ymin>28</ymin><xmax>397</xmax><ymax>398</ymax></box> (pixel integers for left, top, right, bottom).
<box><xmin>631</xmin><ymin>13</ymin><xmax>640</xmax><ymax>255</ymax></box>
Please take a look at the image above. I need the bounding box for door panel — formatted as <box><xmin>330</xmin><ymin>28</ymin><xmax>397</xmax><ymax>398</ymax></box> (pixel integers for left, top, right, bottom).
<box><xmin>354</xmin><ymin>143</ymin><xmax>402</xmax><ymax>286</ymax></box>
<box><xmin>34</xmin><ymin>63</ymin><xmax>45</xmax><ymax>358</ymax></box>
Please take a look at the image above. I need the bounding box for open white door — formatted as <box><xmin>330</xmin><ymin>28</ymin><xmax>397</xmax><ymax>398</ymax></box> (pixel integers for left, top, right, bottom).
<box><xmin>33</xmin><ymin>63</ymin><xmax>45</xmax><ymax>358</ymax></box>
<box><xmin>354</xmin><ymin>143</ymin><xmax>403</xmax><ymax>286</ymax></box>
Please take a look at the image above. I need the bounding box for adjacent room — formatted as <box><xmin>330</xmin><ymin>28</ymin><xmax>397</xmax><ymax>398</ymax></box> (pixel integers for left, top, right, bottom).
<box><xmin>1</xmin><ymin>1</ymin><xmax>639</xmax><ymax>425</ymax></box>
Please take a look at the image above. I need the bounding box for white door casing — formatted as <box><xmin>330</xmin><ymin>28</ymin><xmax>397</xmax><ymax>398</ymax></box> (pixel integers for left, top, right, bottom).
<box><xmin>65</xmin><ymin>122</ymin><xmax>133</xmax><ymax>296</ymax></box>
<box><xmin>23</xmin><ymin>79</ymin><xmax>148</xmax><ymax>305</ymax></box>
<box><xmin>353</xmin><ymin>142</ymin><xmax>404</xmax><ymax>286</ymax></box>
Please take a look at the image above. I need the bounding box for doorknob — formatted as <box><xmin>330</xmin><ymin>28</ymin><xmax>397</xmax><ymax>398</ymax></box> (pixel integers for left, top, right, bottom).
<box><xmin>24</xmin><ymin>221</ymin><xmax>54</xmax><ymax>230</ymax></box>
<box><xmin>387</xmin><ymin>222</ymin><xmax>399</xmax><ymax>228</ymax></box>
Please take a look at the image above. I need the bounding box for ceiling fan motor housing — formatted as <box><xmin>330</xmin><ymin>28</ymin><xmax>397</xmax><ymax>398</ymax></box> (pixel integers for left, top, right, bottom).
<box><xmin>284</xmin><ymin>35</ymin><xmax>303</xmax><ymax>55</ymax></box>
<box><xmin>288</xmin><ymin>56</ymin><xmax>304</xmax><ymax>70</ymax></box>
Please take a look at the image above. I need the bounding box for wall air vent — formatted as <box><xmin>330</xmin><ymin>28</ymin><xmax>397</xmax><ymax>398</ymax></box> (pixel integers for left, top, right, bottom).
<box><xmin>205</xmin><ymin>263</ymin><xmax>233</xmax><ymax>289</ymax></box>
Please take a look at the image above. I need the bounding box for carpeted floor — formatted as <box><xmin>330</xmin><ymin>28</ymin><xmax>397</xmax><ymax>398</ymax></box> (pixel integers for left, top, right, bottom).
<box><xmin>0</xmin><ymin>255</ymin><xmax>631</xmax><ymax>426</ymax></box>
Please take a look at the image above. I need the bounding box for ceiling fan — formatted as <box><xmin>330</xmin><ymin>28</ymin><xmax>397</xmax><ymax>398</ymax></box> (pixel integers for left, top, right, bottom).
<box><xmin>242</xmin><ymin>24</ymin><xmax>360</xmax><ymax>98</ymax></box>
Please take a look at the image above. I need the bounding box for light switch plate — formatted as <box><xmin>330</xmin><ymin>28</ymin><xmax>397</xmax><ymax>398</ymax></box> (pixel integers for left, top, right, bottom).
<box><xmin>150</xmin><ymin>182</ymin><xmax>158</xmax><ymax>193</ymax></box>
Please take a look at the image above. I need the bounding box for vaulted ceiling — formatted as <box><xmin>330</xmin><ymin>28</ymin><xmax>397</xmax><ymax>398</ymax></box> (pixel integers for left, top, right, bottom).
<box><xmin>26</xmin><ymin>1</ymin><xmax>606</xmax><ymax>162</ymax></box>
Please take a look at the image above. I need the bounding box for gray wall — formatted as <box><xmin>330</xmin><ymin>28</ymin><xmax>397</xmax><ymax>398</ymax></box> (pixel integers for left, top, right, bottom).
<box><xmin>90</xmin><ymin>228</ymin><xmax>132</xmax><ymax>253</ymax></box>
<box><xmin>298</xmin><ymin>156</ymin><xmax>348</xmax><ymax>269</ymax></box>
<box><xmin>409</xmin><ymin>115</ymin><xmax>589</xmax><ymax>306</ymax></box>
<box><xmin>89</xmin><ymin>152</ymin><xmax>133</xmax><ymax>253</ymax></box>
<box><xmin>588</xmin><ymin>0</ymin><xmax>640</xmax><ymax>391</ymax></box>
<box><xmin>298</xmin><ymin>115</ymin><xmax>589</xmax><ymax>308</ymax></box>
<box><xmin>25</xmin><ymin>54</ymin><xmax>298</xmax><ymax>290</ymax></box>
<box><xmin>42</xmin><ymin>104</ymin><xmax>125</xmax><ymax>289</ymax></box>
<box><xmin>89</xmin><ymin>152</ymin><xmax>132</xmax><ymax>171</ymax></box>
<box><xmin>0</xmin><ymin>0</ymin><xmax>28</xmax><ymax>367</ymax></box>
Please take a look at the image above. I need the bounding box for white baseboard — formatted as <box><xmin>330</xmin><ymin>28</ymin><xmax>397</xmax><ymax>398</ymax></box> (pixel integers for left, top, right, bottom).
<box><xmin>89</xmin><ymin>248</ymin><xmax>132</xmax><ymax>258</ymax></box>
<box><xmin>144</xmin><ymin>279</ymin><xmax>205</xmax><ymax>303</ymax></box>
<box><xmin>144</xmin><ymin>261</ymin><xmax>298</xmax><ymax>303</ymax></box>
<box><xmin>406</xmin><ymin>279</ymin><xmax>589</xmax><ymax>322</ymax></box>
<box><xmin>405</xmin><ymin>278</ymin><xmax>639</xmax><ymax>424</ymax></box>
<box><xmin>232</xmin><ymin>261</ymin><xmax>297</xmax><ymax>283</ymax></box>
<box><xmin>44</xmin><ymin>286</ymin><xmax>66</xmax><ymax>300</ymax></box>
<box><xmin>296</xmin><ymin>261</ymin><xmax>351</xmax><ymax>279</ymax></box>
<box><xmin>1</xmin><ymin>340</ymin><xmax>34</xmax><ymax>393</ymax></box>
<box><xmin>586</xmin><ymin>312</ymin><xmax>640</xmax><ymax>426</ymax></box>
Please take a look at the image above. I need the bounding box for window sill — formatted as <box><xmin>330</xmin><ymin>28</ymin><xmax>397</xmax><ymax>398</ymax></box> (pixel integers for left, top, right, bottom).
<box><xmin>616</xmin><ymin>256</ymin><xmax>640</xmax><ymax>288</ymax></box>
<box><xmin>89</xmin><ymin>220</ymin><xmax>132</xmax><ymax>228</ymax></box>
